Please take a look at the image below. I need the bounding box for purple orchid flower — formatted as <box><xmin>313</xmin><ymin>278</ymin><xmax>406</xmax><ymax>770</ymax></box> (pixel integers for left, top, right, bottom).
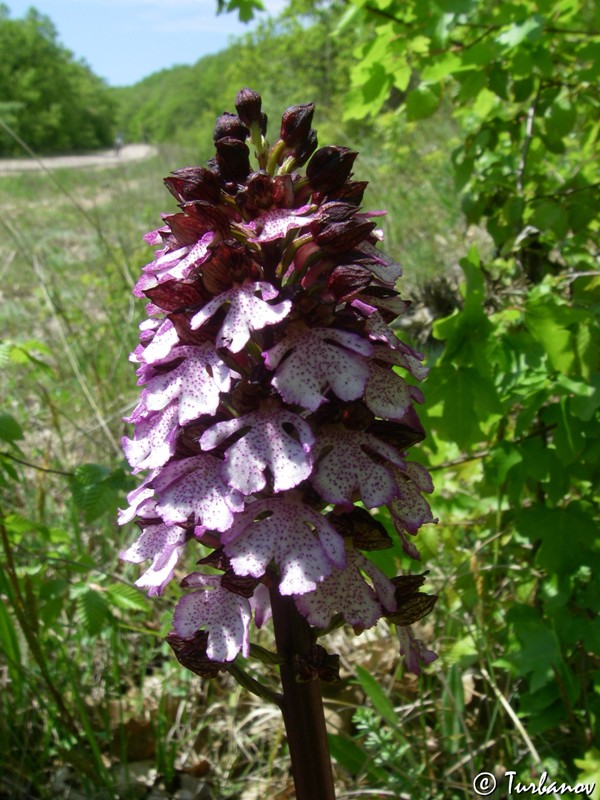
<box><xmin>120</xmin><ymin>89</ymin><xmax>438</xmax><ymax>683</ymax></box>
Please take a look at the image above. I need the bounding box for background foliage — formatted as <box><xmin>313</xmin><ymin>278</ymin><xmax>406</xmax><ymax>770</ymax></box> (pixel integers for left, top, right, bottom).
<box><xmin>1</xmin><ymin>0</ymin><xmax>599</xmax><ymax>797</ymax></box>
<box><xmin>0</xmin><ymin>4</ymin><xmax>116</xmax><ymax>156</ymax></box>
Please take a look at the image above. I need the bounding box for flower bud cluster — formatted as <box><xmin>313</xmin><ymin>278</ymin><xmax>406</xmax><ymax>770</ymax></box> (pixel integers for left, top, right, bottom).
<box><xmin>120</xmin><ymin>90</ymin><xmax>438</xmax><ymax>676</ymax></box>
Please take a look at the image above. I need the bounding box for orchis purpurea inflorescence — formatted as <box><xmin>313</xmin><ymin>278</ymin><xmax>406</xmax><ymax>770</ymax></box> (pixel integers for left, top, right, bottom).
<box><xmin>119</xmin><ymin>90</ymin><xmax>438</xmax><ymax>696</ymax></box>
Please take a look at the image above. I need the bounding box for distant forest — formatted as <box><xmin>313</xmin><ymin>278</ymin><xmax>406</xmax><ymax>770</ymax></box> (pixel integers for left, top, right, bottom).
<box><xmin>0</xmin><ymin>4</ymin><xmax>116</xmax><ymax>156</ymax></box>
<box><xmin>0</xmin><ymin>3</ymin><xmax>359</xmax><ymax>158</ymax></box>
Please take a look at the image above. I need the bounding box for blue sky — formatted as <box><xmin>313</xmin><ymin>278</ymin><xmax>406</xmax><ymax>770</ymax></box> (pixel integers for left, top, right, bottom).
<box><xmin>5</xmin><ymin>0</ymin><xmax>286</xmax><ymax>86</ymax></box>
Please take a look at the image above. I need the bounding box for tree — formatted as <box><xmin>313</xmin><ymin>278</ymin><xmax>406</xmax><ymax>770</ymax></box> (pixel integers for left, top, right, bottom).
<box><xmin>0</xmin><ymin>5</ymin><xmax>116</xmax><ymax>155</ymax></box>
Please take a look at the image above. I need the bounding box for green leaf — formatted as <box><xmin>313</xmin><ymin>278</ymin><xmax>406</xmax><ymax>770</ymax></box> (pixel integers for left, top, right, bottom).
<box><xmin>105</xmin><ymin>583</ymin><xmax>151</xmax><ymax>613</ymax></box>
<box><xmin>0</xmin><ymin>597</ymin><xmax>21</xmax><ymax>667</ymax></box>
<box><xmin>344</xmin><ymin>63</ymin><xmax>393</xmax><ymax>120</ymax></box>
<box><xmin>421</xmin><ymin>53</ymin><xmax>463</xmax><ymax>82</ymax></box>
<box><xmin>354</xmin><ymin>665</ymin><xmax>399</xmax><ymax>726</ymax></box>
<box><xmin>517</xmin><ymin>503</ymin><xmax>598</xmax><ymax>576</ymax></box>
<box><xmin>69</xmin><ymin>463</ymin><xmax>132</xmax><ymax>522</ymax></box>
<box><xmin>0</xmin><ymin>414</ymin><xmax>23</xmax><ymax>443</ymax></box>
<box><xmin>328</xmin><ymin>733</ymin><xmax>387</xmax><ymax>782</ymax></box>
<box><xmin>76</xmin><ymin>588</ymin><xmax>111</xmax><ymax>637</ymax></box>
<box><xmin>524</xmin><ymin>287</ymin><xmax>586</xmax><ymax>374</ymax></box>
<box><xmin>484</xmin><ymin>442</ymin><xmax>523</xmax><ymax>484</ymax></box>
<box><xmin>507</xmin><ymin>606</ymin><xmax>561</xmax><ymax>690</ymax></box>
<box><xmin>574</xmin><ymin>748</ymin><xmax>600</xmax><ymax>800</ymax></box>
<box><xmin>497</xmin><ymin>17</ymin><xmax>544</xmax><ymax>48</ymax></box>
<box><xmin>425</xmin><ymin>364</ymin><xmax>500</xmax><ymax>450</ymax></box>
<box><xmin>218</xmin><ymin>0</ymin><xmax>264</xmax><ymax>22</ymax></box>
<box><xmin>529</xmin><ymin>199</ymin><xmax>568</xmax><ymax>236</ymax></box>
<box><xmin>544</xmin><ymin>97</ymin><xmax>576</xmax><ymax>141</ymax></box>
<box><xmin>406</xmin><ymin>85</ymin><xmax>441</xmax><ymax>120</ymax></box>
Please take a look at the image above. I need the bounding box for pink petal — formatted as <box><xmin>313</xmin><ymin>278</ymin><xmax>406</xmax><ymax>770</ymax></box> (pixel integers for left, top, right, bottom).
<box><xmin>190</xmin><ymin>281</ymin><xmax>291</xmax><ymax>352</ymax></box>
<box><xmin>120</xmin><ymin>522</ymin><xmax>188</xmax><ymax>596</ymax></box>
<box><xmin>153</xmin><ymin>455</ymin><xmax>244</xmax><ymax>531</ymax></box>
<box><xmin>142</xmin><ymin>345</ymin><xmax>234</xmax><ymax>424</ymax></box>
<box><xmin>173</xmin><ymin>574</ymin><xmax>251</xmax><ymax>661</ymax></box>
<box><xmin>311</xmin><ymin>429</ymin><xmax>404</xmax><ymax>508</ymax></box>
<box><xmin>246</xmin><ymin>204</ymin><xmax>315</xmax><ymax>242</ymax></box>
<box><xmin>122</xmin><ymin>403</ymin><xmax>179</xmax><ymax>473</ymax></box>
<box><xmin>294</xmin><ymin>549</ymin><xmax>396</xmax><ymax>629</ymax></box>
<box><xmin>222</xmin><ymin>498</ymin><xmax>346</xmax><ymax>595</ymax></box>
<box><xmin>200</xmin><ymin>408</ymin><xmax>314</xmax><ymax>494</ymax></box>
<box><xmin>264</xmin><ymin>328</ymin><xmax>373</xmax><ymax>412</ymax></box>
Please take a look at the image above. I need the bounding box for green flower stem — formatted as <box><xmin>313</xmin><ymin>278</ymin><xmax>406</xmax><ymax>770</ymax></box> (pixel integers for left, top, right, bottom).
<box><xmin>269</xmin><ymin>588</ymin><xmax>337</xmax><ymax>800</ymax></box>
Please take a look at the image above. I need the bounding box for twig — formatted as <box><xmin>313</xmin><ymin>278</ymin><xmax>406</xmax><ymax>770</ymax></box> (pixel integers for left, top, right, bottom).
<box><xmin>429</xmin><ymin>423</ymin><xmax>558</xmax><ymax>472</ymax></box>
<box><xmin>0</xmin><ymin>450</ymin><xmax>74</xmax><ymax>476</ymax></box>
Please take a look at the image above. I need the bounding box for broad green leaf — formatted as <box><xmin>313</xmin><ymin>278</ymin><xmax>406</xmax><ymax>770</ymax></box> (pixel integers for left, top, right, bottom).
<box><xmin>472</xmin><ymin>88</ymin><xmax>498</xmax><ymax>118</ymax></box>
<box><xmin>497</xmin><ymin>17</ymin><xmax>544</xmax><ymax>48</ymax></box>
<box><xmin>575</xmin><ymin>749</ymin><xmax>600</xmax><ymax>800</ymax></box>
<box><xmin>517</xmin><ymin>503</ymin><xmax>598</xmax><ymax>576</ymax></box>
<box><xmin>344</xmin><ymin>63</ymin><xmax>393</xmax><ymax>120</ymax></box>
<box><xmin>524</xmin><ymin>288</ymin><xmax>586</xmax><ymax>374</ymax></box>
<box><xmin>106</xmin><ymin>583</ymin><xmax>151</xmax><ymax>613</ymax></box>
<box><xmin>544</xmin><ymin>97</ymin><xmax>576</xmax><ymax>141</ymax></box>
<box><xmin>355</xmin><ymin>665</ymin><xmax>399</xmax><ymax>726</ymax></box>
<box><xmin>406</xmin><ymin>85</ymin><xmax>441</xmax><ymax>121</ymax></box>
<box><xmin>421</xmin><ymin>53</ymin><xmax>463</xmax><ymax>82</ymax></box>
<box><xmin>529</xmin><ymin>199</ymin><xmax>568</xmax><ymax>236</ymax></box>
<box><xmin>508</xmin><ymin>615</ymin><xmax>561</xmax><ymax>691</ymax></box>
<box><xmin>76</xmin><ymin>588</ymin><xmax>111</xmax><ymax>637</ymax></box>
<box><xmin>484</xmin><ymin>442</ymin><xmax>523</xmax><ymax>484</ymax></box>
<box><xmin>425</xmin><ymin>364</ymin><xmax>501</xmax><ymax>451</ymax></box>
<box><xmin>0</xmin><ymin>414</ymin><xmax>23</xmax><ymax>443</ymax></box>
<box><xmin>392</xmin><ymin>63</ymin><xmax>412</xmax><ymax>93</ymax></box>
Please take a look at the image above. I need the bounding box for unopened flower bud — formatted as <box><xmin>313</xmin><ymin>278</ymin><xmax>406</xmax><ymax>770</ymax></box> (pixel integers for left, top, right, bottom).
<box><xmin>166</xmin><ymin>631</ymin><xmax>226</xmax><ymax>678</ymax></box>
<box><xmin>280</xmin><ymin>103</ymin><xmax>315</xmax><ymax>148</ymax></box>
<box><xmin>215</xmin><ymin>137</ymin><xmax>251</xmax><ymax>183</ymax></box>
<box><xmin>293</xmin><ymin>128</ymin><xmax>318</xmax><ymax>167</ymax></box>
<box><xmin>307</xmin><ymin>146</ymin><xmax>358</xmax><ymax>194</ymax></box>
<box><xmin>235</xmin><ymin>88</ymin><xmax>268</xmax><ymax>134</ymax></box>
<box><xmin>214</xmin><ymin>112</ymin><xmax>248</xmax><ymax>143</ymax></box>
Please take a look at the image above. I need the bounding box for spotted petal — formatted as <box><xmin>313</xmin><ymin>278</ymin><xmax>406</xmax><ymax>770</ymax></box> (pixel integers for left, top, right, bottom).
<box><xmin>134</xmin><ymin>231</ymin><xmax>215</xmax><ymax>297</ymax></box>
<box><xmin>200</xmin><ymin>408</ymin><xmax>315</xmax><ymax>494</ymax></box>
<box><xmin>295</xmin><ymin>548</ymin><xmax>396</xmax><ymax>629</ymax></box>
<box><xmin>142</xmin><ymin>344</ymin><xmax>234</xmax><ymax>424</ymax></box>
<box><xmin>311</xmin><ymin>429</ymin><xmax>405</xmax><ymax>508</ymax></box>
<box><xmin>364</xmin><ymin>349</ymin><xmax>424</xmax><ymax>422</ymax></box>
<box><xmin>173</xmin><ymin>573</ymin><xmax>251</xmax><ymax>661</ymax></box>
<box><xmin>264</xmin><ymin>328</ymin><xmax>373</xmax><ymax>412</ymax></box>
<box><xmin>153</xmin><ymin>454</ymin><xmax>244</xmax><ymax>531</ymax></box>
<box><xmin>190</xmin><ymin>281</ymin><xmax>291</xmax><ymax>352</ymax></box>
<box><xmin>246</xmin><ymin>204</ymin><xmax>315</xmax><ymax>242</ymax></box>
<box><xmin>389</xmin><ymin>465</ymin><xmax>437</xmax><ymax>535</ymax></box>
<box><xmin>122</xmin><ymin>403</ymin><xmax>179</xmax><ymax>473</ymax></box>
<box><xmin>120</xmin><ymin>521</ymin><xmax>188</xmax><ymax>596</ymax></box>
<box><xmin>222</xmin><ymin>498</ymin><xmax>346</xmax><ymax>595</ymax></box>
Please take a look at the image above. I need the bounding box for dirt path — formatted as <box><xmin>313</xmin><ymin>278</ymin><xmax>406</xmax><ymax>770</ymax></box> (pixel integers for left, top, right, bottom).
<box><xmin>0</xmin><ymin>143</ymin><xmax>158</xmax><ymax>175</ymax></box>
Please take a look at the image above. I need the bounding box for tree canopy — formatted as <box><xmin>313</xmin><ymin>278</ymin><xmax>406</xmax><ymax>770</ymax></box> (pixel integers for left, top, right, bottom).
<box><xmin>0</xmin><ymin>4</ymin><xmax>116</xmax><ymax>156</ymax></box>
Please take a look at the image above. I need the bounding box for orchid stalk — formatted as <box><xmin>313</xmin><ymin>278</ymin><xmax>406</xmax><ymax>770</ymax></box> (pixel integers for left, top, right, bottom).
<box><xmin>120</xmin><ymin>89</ymin><xmax>437</xmax><ymax>798</ymax></box>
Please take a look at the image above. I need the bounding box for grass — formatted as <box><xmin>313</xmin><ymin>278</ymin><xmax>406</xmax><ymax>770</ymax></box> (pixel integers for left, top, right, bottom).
<box><xmin>0</xmin><ymin>130</ymin><xmax>576</xmax><ymax>800</ymax></box>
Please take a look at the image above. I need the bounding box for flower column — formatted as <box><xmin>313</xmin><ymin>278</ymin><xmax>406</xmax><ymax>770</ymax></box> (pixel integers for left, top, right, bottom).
<box><xmin>120</xmin><ymin>89</ymin><xmax>437</xmax><ymax>798</ymax></box>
